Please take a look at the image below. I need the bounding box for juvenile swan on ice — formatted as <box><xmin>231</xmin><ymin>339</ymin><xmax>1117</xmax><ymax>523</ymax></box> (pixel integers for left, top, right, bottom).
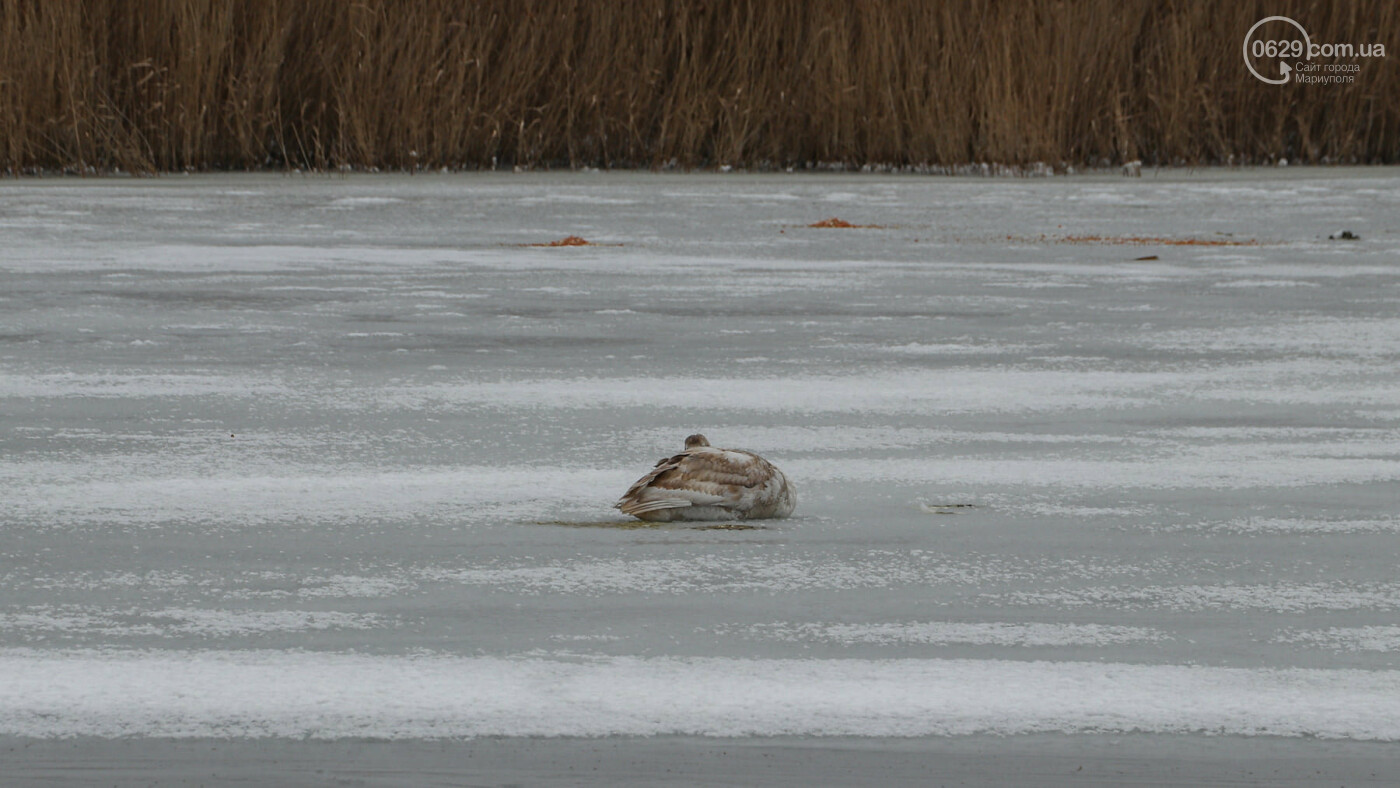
<box><xmin>615</xmin><ymin>434</ymin><xmax>796</xmax><ymax>522</ymax></box>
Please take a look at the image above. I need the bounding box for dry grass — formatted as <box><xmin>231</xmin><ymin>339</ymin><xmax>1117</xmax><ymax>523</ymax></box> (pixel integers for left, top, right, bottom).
<box><xmin>2</xmin><ymin>0</ymin><xmax>1397</xmax><ymax>173</ymax></box>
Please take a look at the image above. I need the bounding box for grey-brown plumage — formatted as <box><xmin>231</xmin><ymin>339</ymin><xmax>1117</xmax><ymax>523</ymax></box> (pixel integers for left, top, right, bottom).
<box><xmin>615</xmin><ymin>434</ymin><xmax>797</xmax><ymax>522</ymax></box>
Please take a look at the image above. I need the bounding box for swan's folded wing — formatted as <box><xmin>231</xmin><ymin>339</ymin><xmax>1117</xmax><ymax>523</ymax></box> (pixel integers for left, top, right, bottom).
<box><xmin>615</xmin><ymin>449</ymin><xmax>768</xmax><ymax>515</ymax></box>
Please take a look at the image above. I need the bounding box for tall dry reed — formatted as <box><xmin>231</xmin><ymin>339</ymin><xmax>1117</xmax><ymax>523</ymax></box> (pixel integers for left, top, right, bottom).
<box><xmin>1</xmin><ymin>0</ymin><xmax>1396</xmax><ymax>173</ymax></box>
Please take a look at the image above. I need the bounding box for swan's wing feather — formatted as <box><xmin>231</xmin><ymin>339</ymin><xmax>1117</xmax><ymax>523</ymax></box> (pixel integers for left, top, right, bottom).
<box><xmin>617</xmin><ymin>487</ymin><xmax>727</xmax><ymax>516</ymax></box>
<box><xmin>615</xmin><ymin>453</ymin><xmax>688</xmax><ymax>507</ymax></box>
<box><xmin>615</xmin><ymin>448</ymin><xmax>775</xmax><ymax>515</ymax></box>
<box><xmin>618</xmin><ymin>497</ymin><xmax>692</xmax><ymax>515</ymax></box>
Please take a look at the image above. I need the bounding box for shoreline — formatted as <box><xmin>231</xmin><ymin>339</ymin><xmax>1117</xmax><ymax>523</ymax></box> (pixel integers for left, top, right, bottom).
<box><xmin>4</xmin><ymin>161</ymin><xmax>1394</xmax><ymax>179</ymax></box>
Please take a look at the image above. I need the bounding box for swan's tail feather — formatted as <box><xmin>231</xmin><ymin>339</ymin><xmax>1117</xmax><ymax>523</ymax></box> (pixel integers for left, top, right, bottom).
<box><xmin>616</xmin><ymin>497</ymin><xmax>691</xmax><ymax>516</ymax></box>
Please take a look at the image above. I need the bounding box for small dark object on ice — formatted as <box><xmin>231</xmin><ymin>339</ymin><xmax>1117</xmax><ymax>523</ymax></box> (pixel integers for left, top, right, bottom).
<box><xmin>1329</xmin><ymin>230</ymin><xmax>1360</xmax><ymax>240</ymax></box>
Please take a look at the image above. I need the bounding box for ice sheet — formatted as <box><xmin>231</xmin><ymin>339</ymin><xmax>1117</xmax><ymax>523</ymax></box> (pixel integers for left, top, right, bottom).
<box><xmin>3</xmin><ymin>169</ymin><xmax>1399</xmax><ymax>741</ymax></box>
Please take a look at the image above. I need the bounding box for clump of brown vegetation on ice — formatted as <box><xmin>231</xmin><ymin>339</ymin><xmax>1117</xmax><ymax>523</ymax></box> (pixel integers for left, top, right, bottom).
<box><xmin>808</xmin><ymin>218</ymin><xmax>886</xmax><ymax>229</ymax></box>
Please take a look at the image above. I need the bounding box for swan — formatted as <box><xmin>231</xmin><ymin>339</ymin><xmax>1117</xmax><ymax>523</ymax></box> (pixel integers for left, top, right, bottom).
<box><xmin>615</xmin><ymin>434</ymin><xmax>797</xmax><ymax>522</ymax></box>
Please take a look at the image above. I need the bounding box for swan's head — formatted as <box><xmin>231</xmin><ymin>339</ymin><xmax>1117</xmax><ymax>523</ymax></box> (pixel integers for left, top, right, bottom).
<box><xmin>684</xmin><ymin>433</ymin><xmax>710</xmax><ymax>449</ymax></box>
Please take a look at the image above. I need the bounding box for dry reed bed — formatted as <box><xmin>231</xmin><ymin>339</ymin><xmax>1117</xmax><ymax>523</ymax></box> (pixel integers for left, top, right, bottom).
<box><xmin>1</xmin><ymin>0</ymin><xmax>1396</xmax><ymax>173</ymax></box>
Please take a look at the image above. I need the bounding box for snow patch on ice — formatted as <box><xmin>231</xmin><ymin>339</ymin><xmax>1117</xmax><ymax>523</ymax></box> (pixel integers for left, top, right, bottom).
<box><xmin>0</xmin><ymin>372</ymin><xmax>294</xmax><ymax>400</ymax></box>
<box><xmin>786</xmin><ymin>453</ymin><xmax>1400</xmax><ymax>489</ymax></box>
<box><xmin>997</xmin><ymin>583</ymin><xmax>1400</xmax><ymax>613</ymax></box>
<box><xmin>296</xmin><ymin>575</ymin><xmax>410</xmax><ymax>598</ymax></box>
<box><xmin>3</xmin><ymin>650</ymin><xmax>1400</xmax><ymax>740</ymax></box>
<box><xmin>0</xmin><ymin>606</ymin><xmax>383</xmax><ymax>639</ymax></box>
<box><xmin>610</xmin><ymin>426</ymin><xmax>1126</xmax><ymax>455</ymax></box>
<box><xmin>865</xmin><ymin>341</ymin><xmax>1039</xmax><ymax>356</ymax></box>
<box><xmin>1148</xmin><ymin>318</ymin><xmax>1400</xmax><ymax>357</ymax></box>
<box><xmin>1182</xmin><ymin>517</ymin><xmax>1400</xmax><ymax>534</ymax></box>
<box><xmin>154</xmin><ymin>608</ymin><xmax>384</xmax><ymax>637</ymax></box>
<box><xmin>739</xmin><ymin>621</ymin><xmax>1169</xmax><ymax>647</ymax></box>
<box><xmin>1</xmin><ymin>467</ymin><xmax>630</xmax><ymax>528</ymax></box>
<box><xmin>1007</xmin><ymin>501</ymin><xmax>1160</xmax><ymax>519</ymax></box>
<box><xmin>1276</xmin><ymin>627</ymin><xmax>1400</xmax><ymax>652</ymax></box>
<box><xmin>1212</xmin><ymin>279</ymin><xmax>1320</xmax><ymax>288</ymax></box>
<box><xmin>418</xmin><ymin>551</ymin><xmax>1029</xmax><ymax>596</ymax></box>
<box><xmin>370</xmin><ymin>370</ymin><xmax>1163</xmax><ymax>414</ymax></box>
<box><xmin>366</xmin><ymin>359</ymin><xmax>1400</xmax><ymax>416</ymax></box>
<box><xmin>325</xmin><ymin>197</ymin><xmax>404</xmax><ymax>208</ymax></box>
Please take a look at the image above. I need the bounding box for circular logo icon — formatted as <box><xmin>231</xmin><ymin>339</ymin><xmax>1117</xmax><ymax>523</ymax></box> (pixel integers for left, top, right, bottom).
<box><xmin>1243</xmin><ymin>16</ymin><xmax>1311</xmax><ymax>84</ymax></box>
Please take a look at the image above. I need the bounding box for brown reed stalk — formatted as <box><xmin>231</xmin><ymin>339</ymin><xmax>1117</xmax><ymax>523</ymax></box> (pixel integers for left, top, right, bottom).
<box><xmin>1</xmin><ymin>0</ymin><xmax>1396</xmax><ymax>173</ymax></box>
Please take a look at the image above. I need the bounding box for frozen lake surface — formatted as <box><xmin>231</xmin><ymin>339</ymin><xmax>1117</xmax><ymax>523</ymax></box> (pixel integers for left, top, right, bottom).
<box><xmin>2</xmin><ymin>170</ymin><xmax>1400</xmax><ymax>743</ymax></box>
